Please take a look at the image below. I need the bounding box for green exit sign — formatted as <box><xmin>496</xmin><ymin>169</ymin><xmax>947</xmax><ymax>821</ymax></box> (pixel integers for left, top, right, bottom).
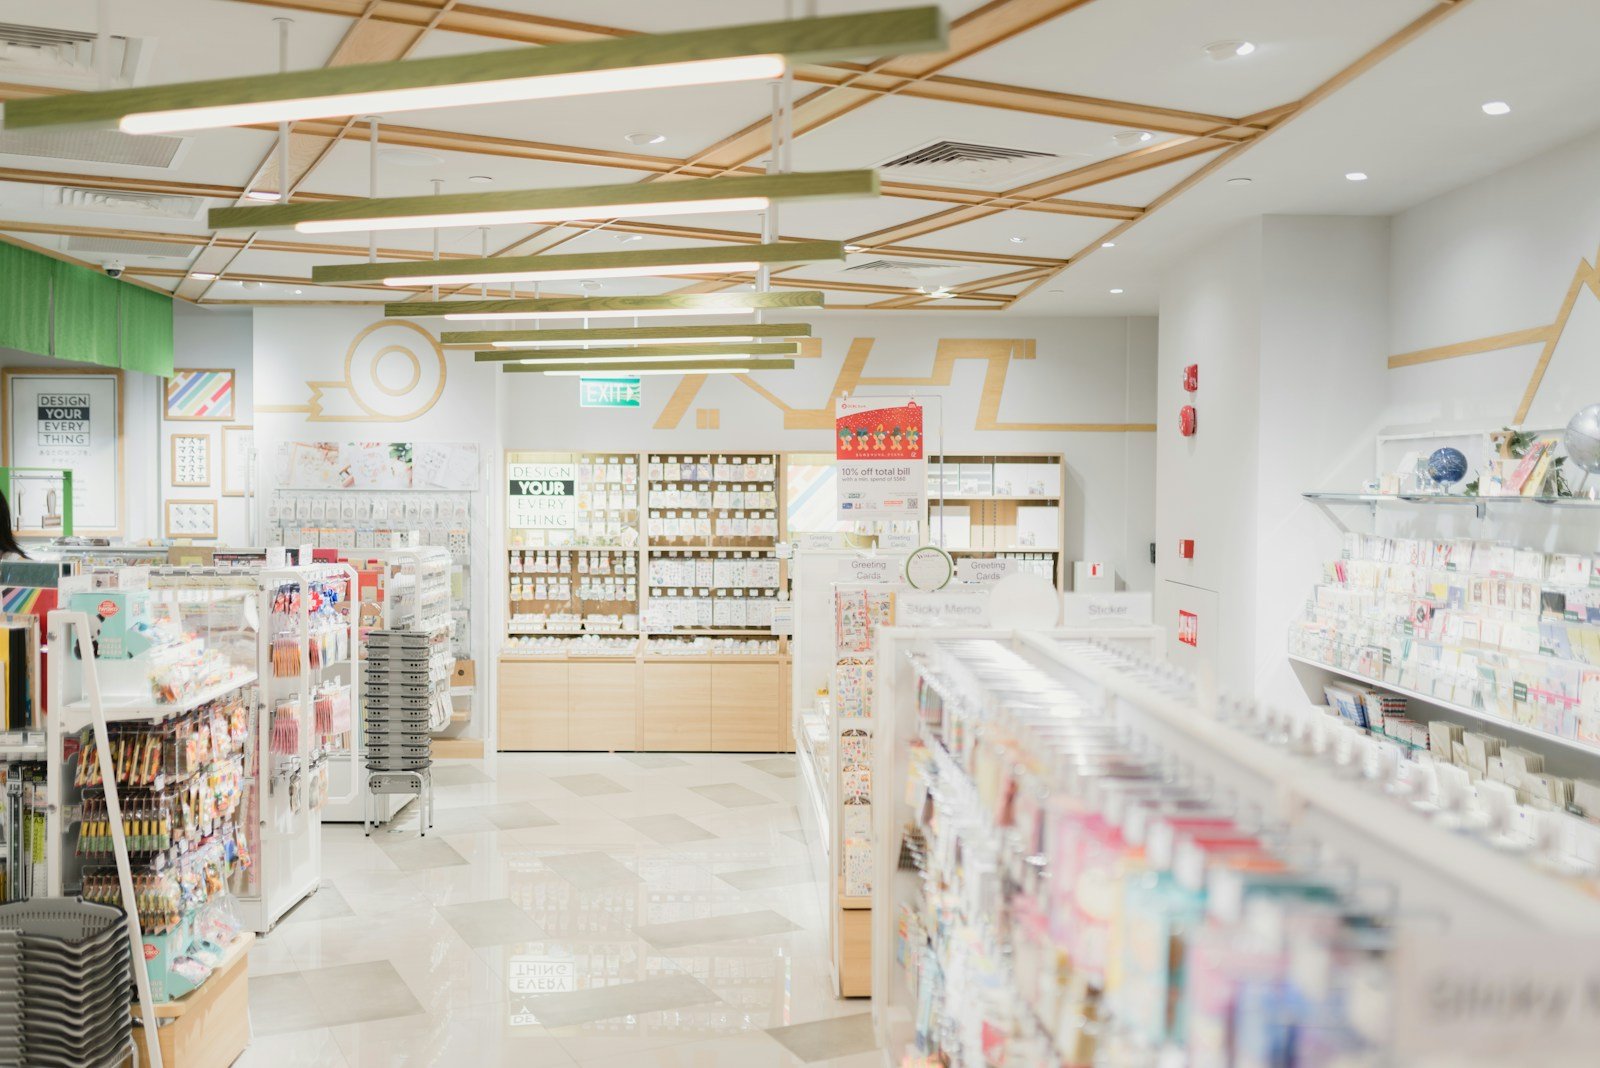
<box><xmin>578</xmin><ymin>376</ymin><xmax>641</xmax><ymax>408</ymax></box>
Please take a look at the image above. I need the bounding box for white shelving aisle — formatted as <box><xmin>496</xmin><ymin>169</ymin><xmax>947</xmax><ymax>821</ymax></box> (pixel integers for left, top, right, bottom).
<box><xmin>873</xmin><ymin>628</ymin><xmax>1600</xmax><ymax>1068</ymax></box>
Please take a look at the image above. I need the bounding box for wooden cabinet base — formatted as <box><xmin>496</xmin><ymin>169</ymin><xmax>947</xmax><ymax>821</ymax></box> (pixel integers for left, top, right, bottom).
<box><xmin>127</xmin><ymin>934</ymin><xmax>253</xmax><ymax>1068</ymax></box>
<box><xmin>498</xmin><ymin>655</ymin><xmax>792</xmax><ymax>753</ymax></box>
<box><xmin>835</xmin><ymin>906</ymin><xmax>871</xmax><ymax>997</ymax></box>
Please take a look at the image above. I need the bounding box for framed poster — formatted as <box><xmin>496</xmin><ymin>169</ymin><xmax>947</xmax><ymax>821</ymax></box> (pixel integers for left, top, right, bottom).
<box><xmin>171</xmin><ymin>433</ymin><xmax>211</xmax><ymax>488</ymax></box>
<box><xmin>220</xmin><ymin>425</ymin><xmax>254</xmax><ymax>498</ymax></box>
<box><xmin>165</xmin><ymin>499</ymin><xmax>217</xmax><ymax>540</ymax></box>
<box><xmin>1</xmin><ymin>368</ymin><xmax>124</xmax><ymax>535</ymax></box>
<box><xmin>165</xmin><ymin>368</ymin><xmax>235</xmax><ymax>421</ymax></box>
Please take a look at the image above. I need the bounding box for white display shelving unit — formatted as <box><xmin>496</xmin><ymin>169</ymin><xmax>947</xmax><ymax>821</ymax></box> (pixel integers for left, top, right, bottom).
<box><xmin>871</xmin><ymin>628</ymin><xmax>1600</xmax><ymax>1065</ymax></box>
<box><xmin>43</xmin><ymin>608</ymin><xmax>261</xmax><ymax>1068</ymax></box>
<box><xmin>328</xmin><ymin>546</ymin><xmax>453</xmax><ymax>829</ymax></box>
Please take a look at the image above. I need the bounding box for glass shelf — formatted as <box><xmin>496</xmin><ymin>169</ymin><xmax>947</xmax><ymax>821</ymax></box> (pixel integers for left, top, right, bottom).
<box><xmin>1303</xmin><ymin>491</ymin><xmax>1600</xmax><ymax>519</ymax></box>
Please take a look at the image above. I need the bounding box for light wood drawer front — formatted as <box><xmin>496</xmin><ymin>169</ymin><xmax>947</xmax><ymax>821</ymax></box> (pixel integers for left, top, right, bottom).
<box><xmin>568</xmin><ymin>662</ymin><xmax>639</xmax><ymax>751</ymax></box>
<box><xmin>498</xmin><ymin>660</ymin><xmax>568</xmax><ymax>751</ymax></box>
<box><xmin>711</xmin><ymin>662</ymin><xmax>786</xmax><ymax>752</ymax></box>
<box><xmin>640</xmin><ymin>663</ymin><xmax>712</xmax><ymax>751</ymax></box>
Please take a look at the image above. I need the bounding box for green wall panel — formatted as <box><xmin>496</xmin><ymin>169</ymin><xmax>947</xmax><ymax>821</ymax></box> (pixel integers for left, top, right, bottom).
<box><xmin>0</xmin><ymin>241</ymin><xmax>173</xmax><ymax>374</ymax></box>
<box><xmin>0</xmin><ymin>243</ymin><xmax>54</xmax><ymax>356</ymax></box>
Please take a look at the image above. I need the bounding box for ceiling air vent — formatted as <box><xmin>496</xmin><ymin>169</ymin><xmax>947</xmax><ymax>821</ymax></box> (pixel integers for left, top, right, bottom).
<box><xmin>0</xmin><ymin>22</ymin><xmax>153</xmax><ymax>90</ymax></box>
<box><xmin>876</xmin><ymin>139</ymin><xmax>1060</xmax><ymax>189</ymax></box>
<box><xmin>58</xmin><ymin>185</ymin><xmax>202</xmax><ymax>220</ymax></box>
<box><xmin>1</xmin><ymin>127</ymin><xmax>187</xmax><ymax>169</ymax></box>
<box><xmin>844</xmin><ymin>258</ymin><xmax>963</xmax><ymax>279</ymax></box>
<box><xmin>65</xmin><ymin>236</ymin><xmax>190</xmax><ymax>259</ymax></box>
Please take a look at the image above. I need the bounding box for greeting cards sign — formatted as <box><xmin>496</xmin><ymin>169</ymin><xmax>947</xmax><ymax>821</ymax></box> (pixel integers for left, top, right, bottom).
<box><xmin>508</xmin><ymin>462</ymin><xmax>577</xmax><ymax>530</ymax></box>
<box><xmin>835</xmin><ymin>395</ymin><xmax>925</xmax><ymax>520</ymax></box>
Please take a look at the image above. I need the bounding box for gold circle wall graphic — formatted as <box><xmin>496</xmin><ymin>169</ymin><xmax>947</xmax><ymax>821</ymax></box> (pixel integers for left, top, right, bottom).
<box><xmin>371</xmin><ymin>345</ymin><xmax>423</xmax><ymax>397</ymax></box>
<box><xmin>342</xmin><ymin>320</ymin><xmax>446</xmax><ymax>420</ymax></box>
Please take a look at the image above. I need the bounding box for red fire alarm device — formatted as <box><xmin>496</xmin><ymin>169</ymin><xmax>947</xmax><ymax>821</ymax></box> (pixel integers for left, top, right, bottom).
<box><xmin>1179</xmin><ymin>405</ymin><xmax>1197</xmax><ymax>436</ymax></box>
<box><xmin>1177</xmin><ymin>538</ymin><xmax>1195</xmax><ymax>559</ymax></box>
<box><xmin>1182</xmin><ymin>364</ymin><xmax>1199</xmax><ymax>392</ymax></box>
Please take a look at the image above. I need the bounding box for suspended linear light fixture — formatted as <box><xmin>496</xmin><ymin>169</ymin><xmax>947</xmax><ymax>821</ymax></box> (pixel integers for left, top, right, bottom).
<box><xmin>390</xmin><ymin>290</ymin><xmax>824</xmax><ymax>321</ymax></box>
<box><xmin>314</xmin><ymin>240</ymin><xmax>842</xmax><ymax>288</ymax></box>
<box><xmin>3</xmin><ymin>8</ymin><xmax>945</xmax><ymax>133</ymax></box>
<box><xmin>475</xmin><ymin>342</ymin><xmax>799</xmax><ymax>364</ymax></box>
<box><xmin>208</xmin><ymin>170</ymin><xmax>877</xmax><ymax>233</ymax></box>
<box><xmin>439</xmin><ymin>322</ymin><xmax>812</xmax><ymax>349</ymax></box>
<box><xmin>504</xmin><ymin>359</ymin><xmax>796</xmax><ymax>375</ymax></box>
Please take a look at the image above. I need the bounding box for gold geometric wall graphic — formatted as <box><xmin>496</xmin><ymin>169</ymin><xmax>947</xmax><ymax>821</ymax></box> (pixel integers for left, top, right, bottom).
<box><xmin>653</xmin><ymin>336</ymin><xmax>1157</xmax><ymax>432</ymax></box>
<box><xmin>1387</xmin><ymin>245</ymin><xmax>1600</xmax><ymax>423</ymax></box>
<box><xmin>256</xmin><ymin>319</ymin><xmax>448</xmax><ymax>423</ymax></box>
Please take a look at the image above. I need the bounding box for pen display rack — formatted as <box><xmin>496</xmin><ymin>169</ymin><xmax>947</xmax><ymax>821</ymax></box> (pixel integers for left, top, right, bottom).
<box><xmin>498</xmin><ymin>449</ymin><xmax>792</xmax><ymax>753</ymax></box>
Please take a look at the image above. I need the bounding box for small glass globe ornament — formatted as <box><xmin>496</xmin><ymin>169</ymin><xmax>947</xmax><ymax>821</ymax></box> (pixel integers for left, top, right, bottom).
<box><xmin>1426</xmin><ymin>446</ymin><xmax>1468</xmax><ymax>487</ymax></box>
<box><xmin>1564</xmin><ymin>404</ymin><xmax>1600</xmax><ymax>475</ymax></box>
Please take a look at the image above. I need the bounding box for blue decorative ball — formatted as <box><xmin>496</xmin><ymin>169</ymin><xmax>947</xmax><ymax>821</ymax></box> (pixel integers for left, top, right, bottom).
<box><xmin>1427</xmin><ymin>446</ymin><xmax>1469</xmax><ymax>485</ymax></box>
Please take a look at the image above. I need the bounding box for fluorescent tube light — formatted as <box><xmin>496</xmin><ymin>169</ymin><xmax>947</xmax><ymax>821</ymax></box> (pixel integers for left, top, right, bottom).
<box><xmin>394</xmin><ymin>290</ymin><xmax>824</xmax><ymax>320</ymax></box>
<box><xmin>296</xmin><ymin>196</ymin><xmax>769</xmax><ymax>235</ymax></box>
<box><xmin>491</xmin><ymin>336</ymin><xmax>755</xmax><ymax>348</ymax></box>
<box><xmin>120</xmin><ymin>56</ymin><xmax>787</xmax><ymax>134</ymax></box>
<box><xmin>545</xmin><ymin>367</ymin><xmax>753</xmax><ymax>376</ymax></box>
<box><xmin>444</xmin><ymin>306</ymin><xmax>754</xmax><ymax>321</ymax></box>
<box><xmin>5</xmin><ymin>8</ymin><xmax>946</xmax><ymax>134</ymax></box>
<box><xmin>317</xmin><ymin>239</ymin><xmax>841</xmax><ymax>288</ymax></box>
<box><xmin>392</xmin><ymin>260</ymin><xmax>765</xmax><ymax>287</ymax></box>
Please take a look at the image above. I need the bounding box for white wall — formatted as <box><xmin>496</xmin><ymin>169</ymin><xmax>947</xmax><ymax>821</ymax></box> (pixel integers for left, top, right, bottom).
<box><xmin>1156</xmin><ymin>216</ymin><xmax>1389</xmax><ymax>698</ymax></box>
<box><xmin>499</xmin><ymin>312</ymin><xmax>1159</xmax><ymax>591</ymax></box>
<box><xmin>1156</xmin><ymin>221</ymin><xmax>1262</xmax><ymax>687</ymax></box>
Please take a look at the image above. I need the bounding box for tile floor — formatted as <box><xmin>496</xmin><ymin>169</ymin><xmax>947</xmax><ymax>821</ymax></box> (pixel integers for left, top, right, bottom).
<box><xmin>240</xmin><ymin>752</ymin><xmax>879</xmax><ymax>1068</ymax></box>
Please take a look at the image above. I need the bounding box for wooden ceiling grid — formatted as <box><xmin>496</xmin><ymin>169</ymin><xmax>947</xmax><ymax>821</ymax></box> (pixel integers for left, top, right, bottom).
<box><xmin>0</xmin><ymin>0</ymin><xmax>1474</xmax><ymax>308</ymax></box>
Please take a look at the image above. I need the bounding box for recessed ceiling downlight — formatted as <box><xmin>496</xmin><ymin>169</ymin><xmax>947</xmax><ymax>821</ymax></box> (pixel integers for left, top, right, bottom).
<box><xmin>244</xmin><ymin>190</ymin><xmax>279</xmax><ymax>201</ymax></box>
<box><xmin>1113</xmin><ymin>130</ymin><xmax>1155</xmax><ymax>148</ymax></box>
<box><xmin>1204</xmin><ymin>40</ymin><xmax>1256</xmax><ymax>60</ymax></box>
<box><xmin>625</xmin><ymin>132</ymin><xmax>666</xmax><ymax>145</ymax></box>
<box><xmin>1226</xmin><ymin>176</ymin><xmax>1253</xmax><ymax>186</ymax></box>
<box><xmin>1345</xmin><ymin>172</ymin><xmax>1368</xmax><ymax>182</ymax></box>
<box><xmin>1109</xmin><ymin>288</ymin><xmax>1124</xmax><ymax>295</ymax></box>
<box><xmin>1482</xmin><ymin>100</ymin><xmax>1511</xmax><ymax>116</ymax></box>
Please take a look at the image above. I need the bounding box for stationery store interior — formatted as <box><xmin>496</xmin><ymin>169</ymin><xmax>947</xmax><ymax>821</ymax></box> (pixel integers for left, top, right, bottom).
<box><xmin>3</xmin><ymin>1</ymin><xmax>1600</xmax><ymax>1066</ymax></box>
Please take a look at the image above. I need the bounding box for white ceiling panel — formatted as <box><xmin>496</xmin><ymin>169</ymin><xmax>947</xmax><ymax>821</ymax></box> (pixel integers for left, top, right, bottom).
<box><xmin>791</xmin><ymin>95</ymin><xmax>1180</xmax><ymax>184</ymax></box>
<box><xmin>0</xmin><ymin>0</ymin><xmax>353</xmax><ymax>88</ymax></box>
<box><xmin>292</xmin><ymin>135</ymin><xmax>637</xmax><ymax>200</ymax></box>
<box><xmin>902</xmin><ymin>208</ymin><xmax>1114</xmax><ymax>259</ymax></box>
<box><xmin>942</xmin><ymin>0</ymin><xmax>1439</xmax><ymax>119</ymax></box>
<box><xmin>1066</xmin><ymin>149</ymin><xmax>1224</xmax><ymax>206</ymax></box>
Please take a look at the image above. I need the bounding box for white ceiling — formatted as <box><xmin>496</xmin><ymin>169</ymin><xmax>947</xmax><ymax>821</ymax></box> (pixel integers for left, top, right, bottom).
<box><xmin>0</xmin><ymin>0</ymin><xmax>1595</xmax><ymax>314</ymax></box>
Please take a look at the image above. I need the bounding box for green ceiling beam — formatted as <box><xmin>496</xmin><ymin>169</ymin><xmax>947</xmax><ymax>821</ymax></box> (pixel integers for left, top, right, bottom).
<box><xmin>477</xmin><ymin>342</ymin><xmax>799</xmax><ymax>363</ymax></box>
<box><xmin>440</xmin><ymin>322</ymin><xmax>812</xmax><ymax>346</ymax></box>
<box><xmin>4</xmin><ymin>8</ymin><xmax>946</xmax><ymax>132</ymax></box>
<box><xmin>389</xmin><ymin>290</ymin><xmax>825</xmax><ymax>319</ymax></box>
<box><xmin>314</xmin><ymin>240</ymin><xmax>842</xmax><ymax>286</ymax></box>
<box><xmin>209</xmin><ymin>170</ymin><xmax>877</xmax><ymax>232</ymax></box>
<box><xmin>504</xmin><ymin>359</ymin><xmax>796</xmax><ymax>374</ymax></box>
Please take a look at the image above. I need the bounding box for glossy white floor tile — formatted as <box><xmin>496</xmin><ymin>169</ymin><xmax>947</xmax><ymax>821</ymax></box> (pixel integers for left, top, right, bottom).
<box><xmin>248</xmin><ymin>753</ymin><xmax>874</xmax><ymax>1068</ymax></box>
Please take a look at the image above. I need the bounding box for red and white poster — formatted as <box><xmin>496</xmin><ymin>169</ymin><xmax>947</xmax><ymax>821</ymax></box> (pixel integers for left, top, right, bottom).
<box><xmin>1177</xmin><ymin>609</ymin><xmax>1199</xmax><ymax>647</ymax></box>
<box><xmin>835</xmin><ymin>396</ymin><xmax>926</xmax><ymax>520</ymax></box>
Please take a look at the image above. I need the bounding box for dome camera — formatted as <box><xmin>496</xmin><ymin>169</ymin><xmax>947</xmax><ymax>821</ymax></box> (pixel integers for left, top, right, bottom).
<box><xmin>104</xmin><ymin>260</ymin><xmax>125</xmax><ymax>279</ymax></box>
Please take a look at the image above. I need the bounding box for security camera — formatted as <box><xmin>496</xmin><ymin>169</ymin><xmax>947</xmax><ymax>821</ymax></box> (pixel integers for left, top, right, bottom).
<box><xmin>104</xmin><ymin>260</ymin><xmax>125</xmax><ymax>279</ymax></box>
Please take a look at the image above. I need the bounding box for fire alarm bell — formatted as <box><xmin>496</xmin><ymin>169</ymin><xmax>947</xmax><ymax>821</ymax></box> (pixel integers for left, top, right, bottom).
<box><xmin>1179</xmin><ymin>405</ymin><xmax>1197</xmax><ymax>436</ymax></box>
<box><xmin>1182</xmin><ymin>364</ymin><xmax>1199</xmax><ymax>392</ymax></box>
<box><xmin>1178</xmin><ymin>538</ymin><xmax>1195</xmax><ymax>560</ymax></box>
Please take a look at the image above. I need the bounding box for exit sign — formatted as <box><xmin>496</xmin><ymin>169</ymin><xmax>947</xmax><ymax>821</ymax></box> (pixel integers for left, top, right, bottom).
<box><xmin>579</xmin><ymin>376</ymin><xmax>641</xmax><ymax>408</ymax></box>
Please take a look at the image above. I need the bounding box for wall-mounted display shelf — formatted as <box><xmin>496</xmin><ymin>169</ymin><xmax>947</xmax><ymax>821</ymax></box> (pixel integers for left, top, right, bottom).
<box><xmin>925</xmin><ymin>455</ymin><xmax>1064</xmax><ymax>587</ymax></box>
<box><xmin>1305</xmin><ymin>490</ymin><xmax>1600</xmax><ymax>521</ymax></box>
<box><xmin>499</xmin><ymin>450</ymin><xmax>792</xmax><ymax>753</ymax></box>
